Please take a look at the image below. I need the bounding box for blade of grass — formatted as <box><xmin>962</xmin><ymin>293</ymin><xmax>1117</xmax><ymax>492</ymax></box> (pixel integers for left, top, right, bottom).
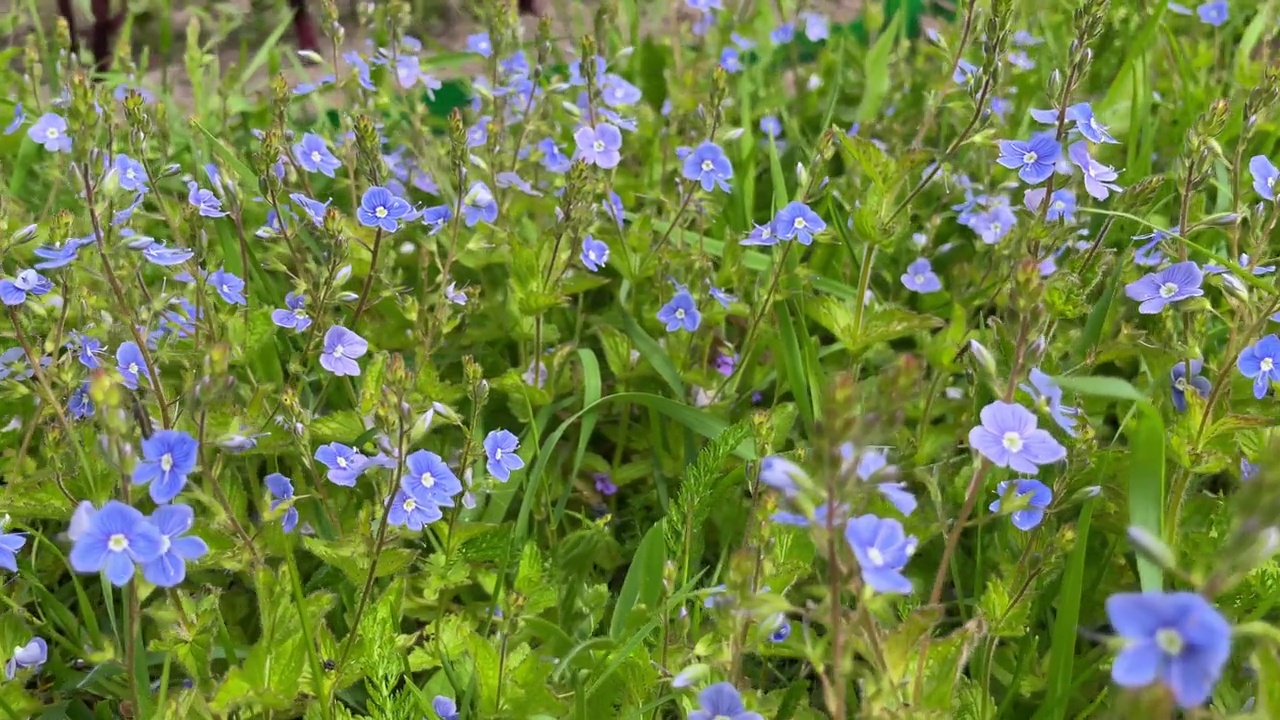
<box><xmin>1043</xmin><ymin>497</ymin><xmax>1096</xmax><ymax>719</ymax></box>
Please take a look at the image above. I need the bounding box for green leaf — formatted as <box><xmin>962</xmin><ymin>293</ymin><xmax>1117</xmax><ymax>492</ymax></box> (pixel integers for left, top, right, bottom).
<box><xmin>620</xmin><ymin>311</ymin><xmax>684</xmax><ymax>397</ymax></box>
<box><xmin>609</xmin><ymin>523</ymin><xmax>667</xmax><ymax>640</ymax></box>
<box><xmin>309</xmin><ymin>411</ymin><xmax>367</xmax><ymax>444</ymax></box>
<box><xmin>1043</xmin><ymin>499</ymin><xmax>1095</xmax><ymax>719</ymax></box>
<box><xmin>775</xmin><ymin>301</ymin><xmax>817</xmax><ymax>437</ymax></box>
<box><xmin>854</xmin><ymin>11</ymin><xmax>902</xmax><ymax>123</ymax></box>
<box><xmin>1052</xmin><ymin>375</ymin><xmax>1147</xmax><ymax>403</ymax></box>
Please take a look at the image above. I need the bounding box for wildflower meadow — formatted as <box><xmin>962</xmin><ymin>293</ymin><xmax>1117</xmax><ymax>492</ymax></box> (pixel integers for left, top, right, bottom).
<box><xmin>3</xmin><ymin>0</ymin><xmax>1280</xmax><ymax>716</ymax></box>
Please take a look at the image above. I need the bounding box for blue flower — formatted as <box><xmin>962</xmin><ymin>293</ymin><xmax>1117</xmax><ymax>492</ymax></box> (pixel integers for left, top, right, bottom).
<box><xmin>0</xmin><ymin>269</ymin><xmax>53</xmax><ymax>306</ymax></box>
<box><xmin>271</xmin><ymin>292</ymin><xmax>311</xmax><ymax>332</ymax></box>
<box><xmin>3</xmin><ymin>103</ymin><xmax>24</xmax><ymax>135</ymax></box>
<box><xmin>580</xmin><ymin>235</ymin><xmax>609</xmax><ymax>272</ymax></box>
<box><xmin>314</xmin><ymin>442</ymin><xmax>370</xmax><ymax>487</ymax></box>
<box><xmin>68</xmin><ymin>500</ymin><xmax>165</xmax><ymax>587</ymax></box>
<box><xmin>681</xmin><ymin>141</ymin><xmax>733</xmax><ymax>192</ymax></box>
<box><xmin>1021</xmin><ymin>368</ymin><xmax>1081</xmax><ymax>437</ymax></box>
<box><xmin>133</xmin><ymin>429</ymin><xmax>200</xmax><ymax>503</ymax></box>
<box><xmin>1197</xmin><ymin>0</ymin><xmax>1227</xmax><ymax>26</ymax></box>
<box><xmin>186</xmin><ymin>181</ymin><xmax>227</xmax><ymax>218</ymax></box>
<box><xmin>1170</xmin><ymin>360</ymin><xmax>1211</xmax><ymax>413</ymax></box>
<box><xmin>1068</xmin><ymin>141</ymin><xmax>1123</xmax><ymax>200</ymax></box>
<box><xmin>357</xmin><ymin>186</ymin><xmax>412</xmax><ymax>232</ymax></box>
<box><xmin>208</xmin><ymin>267</ymin><xmax>247</xmax><ymax>305</ymax></box>
<box><xmin>1031</xmin><ymin>103</ymin><xmax>1118</xmax><ymax>144</ymax></box>
<box><xmin>290</xmin><ymin>193</ymin><xmax>331</xmax><ymax>226</ymax></box>
<box><xmin>400</xmin><ymin>449</ymin><xmax>463</xmax><ymax>505</ymax></box>
<box><xmin>467</xmin><ymin>32</ymin><xmax>492</xmax><ymax>57</ymax></box>
<box><xmin>116</xmin><ymin>341</ymin><xmax>150</xmax><ymax>389</ymax></box>
<box><xmin>538</xmin><ymin>137</ymin><xmax>572</xmax><ymax>173</ymax></box>
<box><xmin>140</xmin><ymin>241</ymin><xmax>196</xmax><ymax>266</ymax></box>
<box><xmin>771</xmin><ymin>22</ymin><xmax>795</xmax><ymax>44</ymax></box>
<box><xmin>265</xmin><ymin>472</ymin><xmax>299</xmax><ymax>533</ymax></box>
<box><xmin>484</xmin><ymin>429</ymin><xmax>525</xmax><ymax>482</ymax></box>
<box><xmin>1023</xmin><ymin>187</ymin><xmax>1077</xmax><ymax>223</ymax></box>
<box><xmin>689</xmin><ymin>682</ymin><xmax>764</xmax><ymax>720</ymax></box>
<box><xmin>844</xmin><ymin>514</ymin><xmax>917</xmax><ymax>594</ymax></box>
<box><xmin>387</xmin><ymin>490</ymin><xmax>444</xmax><ymax>531</ymax></box>
<box><xmin>953</xmin><ymin>58</ymin><xmax>979</xmax><ymax>85</ymax></box>
<box><xmin>0</xmin><ymin>527</ymin><xmax>26</xmax><ymax>572</ymax></box>
<box><xmin>709</xmin><ymin>285</ymin><xmax>736</xmax><ymax>309</ymax></box>
<box><xmin>772</xmin><ymin>201</ymin><xmax>826</xmax><ymax>245</ymax></box>
<box><xmin>988</xmin><ymin>478</ymin><xmax>1053</xmax><ymax>530</ymax></box>
<box><xmin>573</xmin><ymin>123</ymin><xmax>623</xmax><ymax>169</ymax></box>
<box><xmin>1106</xmin><ymin>591</ymin><xmax>1231</xmax><ymax>709</ymax></box>
<box><xmin>431</xmin><ymin>695</ymin><xmax>460</xmax><ymax>720</ymax></box>
<box><xmin>741</xmin><ymin>223</ymin><xmax>777</xmax><ymax>246</ymax></box>
<box><xmin>996</xmin><ymin>132</ymin><xmax>1061</xmax><ymax>185</ymax></box>
<box><xmin>4</xmin><ymin>637</ymin><xmax>46</xmax><ymax>679</ymax></box>
<box><xmin>141</xmin><ymin>503</ymin><xmax>208</xmax><ymax>587</ymax></box>
<box><xmin>1238</xmin><ymin>334</ymin><xmax>1280</xmax><ymax>400</ymax></box>
<box><xmin>658</xmin><ymin>289</ymin><xmax>701</xmax><ymax>332</ymax></box>
<box><xmin>1251</xmin><ymin>155</ymin><xmax>1278</xmax><ymax>201</ymax></box>
<box><xmin>68</xmin><ymin>382</ymin><xmax>94</xmax><ymax>418</ymax></box>
<box><xmin>113</xmin><ymin>153</ymin><xmax>149</xmax><ymax>191</ymax></box>
<box><xmin>292</xmin><ymin>133</ymin><xmax>342</xmax><ymax>177</ymax></box>
<box><xmin>759</xmin><ymin>455</ymin><xmax>808</xmax><ymax>496</ymax></box>
<box><xmin>1124</xmin><ymin>261</ymin><xmax>1203</xmax><ymax>314</ymax></box>
<box><xmin>421</xmin><ymin>204</ymin><xmax>453</xmax><ymax>234</ymax></box>
<box><xmin>968</xmin><ymin>401</ymin><xmax>1067</xmax><ymax>474</ymax></box>
<box><xmin>768</xmin><ymin>616</ymin><xmax>792</xmax><ymax>642</ymax></box>
<box><xmin>320</xmin><ymin>325</ymin><xmax>368</xmax><ymax>377</ymax></box>
<box><xmin>601</xmin><ymin>74</ymin><xmax>642</xmax><ymax>107</ymax></box>
<box><xmin>901</xmin><ymin>258</ymin><xmax>942</xmax><ymax>293</ymax></box>
<box><xmin>463</xmin><ymin>182</ymin><xmax>498</xmax><ymax>227</ymax></box>
<box><xmin>28</xmin><ymin>113</ymin><xmax>71</xmax><ymax>152</ymax></box>
<box><xmin>1242</xmin><ymin>457</ymin><xmax>1260</xmax><ymax>481</ymax></box>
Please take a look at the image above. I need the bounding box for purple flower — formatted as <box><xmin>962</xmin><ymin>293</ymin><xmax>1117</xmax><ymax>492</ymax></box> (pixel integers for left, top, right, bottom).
<box><xmin>314</xmin><ymin>442</ymin><xmax>369</xmax><ymax>486</ymax></box>
<box><xmin>400</xmin><ymin>449</ymin><xmax>462</xmax><ymax>505</ymax></box>
<box><xmin>357</xmin><ymin>186</ymin><xmax>411</xmax><ymax>232</ymax></box>
<box><xmin>463</xmin><ymin>182</ymin><xmax>498</xmax><ymax>227</ymax></box>
<box><xmin>0</xmin><ymin>527</ymin><xmax>25</xmax><ymax>572</ymax></box>
<box><xmin>901</xmin><ymin>258</ymin><xmax>942</xmax><ymax>293</ymax></box>
<box><xmin>771</xmin><ymin>22</ymin><xmax>795</xmax><ymax>44</ymax></box>
<box><xmin>593</xmin><ymin>472</ymin><xmax>617</xmax><ymax>496</ymax></box>
<box><xmin>741</xmin><ymin>222</ymin><xmax>777</xmax><ymax>246</ymax></box>
<box><xmin>1251</xmin><ymin>155</ymin><xmax>1278</xmax><ymax>201</ymax></box>
<box><xmin>186</xmin><ymin>181</ymin><xmax>228</xmax><ymax>218</ymax></box>
<box><xmin>4</xmin><ymin>637</ymin><xmax>46</xmax><ymax>679</ymax></box>
<box><xmin>484</xmin><ymin>429</ymin><xmax>525</xmax><ymax>482</ymax></box>
<box><xmin>1242</xmin><ymin>457</ymin><xmax>1260</xmax><ymax>481</ymax></box>
<box><xmin>602</xmin><ymin>74</ymin><xmax>642</xmax><ymax>107</ymax></box>
<box><xmin>1067</xmin><ymin>141</ymin><xmax>1123</xmax><ymax>200</ymax></box>
<box><xmin>68</xmin><ymin>500</ymin><xmax>164</xmax><ymax>587</ymax></box>
<box><xmin>1124</xmin><ymin>261</ymin><xmax>1204</xmax><ymax>314</ymax></box>
<box><xmin>132</xmin><ymin>429</ymin><xmax>200</xmax><ymax>503</ymax></box>
<box><xmin>1023</xmin><ymin>187</ymin><xmax>1077</xmax><ymax>223</ymax></box>
<box><xmin>1197</xmin><ymin>0</ymin><xmax>1227</xmax><ymax>26</ymax></box>
<box><xmin>1170</xmin><ymin>360</ymin><xmax>1211</xmax><ymax>412</ymax></box>
<box><xmin>709</xmin><ymin>285</ymin><xmax>736</xmax><ymax>308</ymax></box>
<box><xmin>968</xmin><ymin>401</ymin><xmax>1067</xmax><ymax>474</ymax></box>
<box><xmin>759</xmin><ymin>455</ymin><xmax>807</xmax><ymax>496</ymax></box>
<box><xmin>844</xmin><ymin>514</ymin><xmax>916</xmax><ymax>594</ymax></box>
<box><xmin>0</xmin><ymin>269</ymin><xmax>53</xmax><ymax>306</ymax></box>
<box><xmin>3</xmin><ymin>103</ymin><xmax>24</xmax><ymax>135</ymax></box>
<box><xmin>682</xmin><ymin>141</ymin><xmax>733</xmax><ymax>192</ymax></box>
<box><xmin>141</xmin><ymin>503</ymin><xmax>208</xmax><ymax>587</ymax></box>
<box><xmin>271</xmin><ymin>292</ymin><xmax>311</xmax><ymax>332</ymax></box>
<box><xmin>573</xmin><ymin>123</ymin><xmax>623</xmax><ymax>169</ymax></box>
<box><xmin>720</xmin><ymin>46</ymin><xmax>744</xmax><ymax>72</ymax></box>
<box><xmin>292</xmin><ymin>133</ymin><xmax>341</xmax><ymax>177</ymax></box>
<box><xmin>580</xmin><ymin>235</ymin><xmax>609</xmax><ymax>272</ymax></box>
<box><xmin>113</xmin><ymin>153</ymin><xmax>148</xmax><ymax>191</ymax></box>
<box><xmin>538</xmin><ymin>137</ymin><xmax>572</xmax><ymax>173</ymax></box>
<box><xmin>320</xmin><ymin>325</ymin><xmax>368</xmax><ymax>376</ymax></box>
<box><xmin>290</xmin><ymin>193</ymin><xmax>330</xmax><ymax>226</ymax></box>
<box><xmin>387</xmin><ymin>490</ymin><xmax>444</xmax><ymax>530</ymax></box>
<box><xmin>467</xmin><ymin>32</ymin><xmax>492</xmax><ymax>57</ymax></box>
<box><xmin>997</xmin><ymin>132</ymin><xmax>1061</xmax><ymax>185</ymax></box>
<box><xmin>28</xmin><ymin>113</ymin><xmax>71</xmax><ymax>152</ymax></box>
<box><xmin>1238</xmin><ymin>334</ymin><xmax>1280</xmax><ymax>400</ymax></box>
<box><xmin>689</xmin><ymin>682</ymin><xmax>763</xmax><ymax>720</ymax></box>
<box><xmin>116</xmin><ymin>341</ymin><xmax>150</xmax><ymax>389</ymax></box>
<box><xmin>140</xmin><ymin>241</ymin><xmax>196</xmax><ymax>266</ymax></box>
<box><xmin>989</xmin><ymin>478</ymin><xmax>1053</xmax><ymax>530</ymax></box>
<box><xmin>1022</xmin><ymin>368</ymin><xmax>1081</xmax><ymax>437</ymax></box>
<box><xmin>208</xmin><ymin>267</ymin><xmax>247</xmax><ymax>305</ymax></box>
<box><xmin>658</xmin><ymin>289</ymin><xmax>700</xmax><ymax>332</ymax></box>
<box><xmin>265</xmin><ymin>472</ymin><xmax>299</xmax><ymax>533</ymax></box>
<box><xmin>431</xmin><ymin>695</ymin><xmax>460</xmax><ymax>720</ymax></box>
<box><xmin>954</xmin><ymin>58</ymin><xmax>979</xmax><ymax>85</ymax></box>
<box><xmin>714</xmin><ymin>351</ymin><xmax>738</xmax><ymax>377</ymax></box>
<box><xmin>1105</xmin><ymin>591</ymin><xmax>1231</xmax><ymax>709</ymax></box>
<box><xmin>772</xmin><ymin>201</ymin><xmax>826</xmax><ymax>245</ymax></box>
<box><xmin>1032</xmin><ymin>103</ymin><xmax>1119</xmax><ymax>144</ymax></box>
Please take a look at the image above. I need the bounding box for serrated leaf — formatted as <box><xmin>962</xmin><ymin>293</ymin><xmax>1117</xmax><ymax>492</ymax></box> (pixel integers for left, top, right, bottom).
<box><xmin>310</xmin><ymin>411</ymin><xmax>367</xmax><ymax>444</ymax></box>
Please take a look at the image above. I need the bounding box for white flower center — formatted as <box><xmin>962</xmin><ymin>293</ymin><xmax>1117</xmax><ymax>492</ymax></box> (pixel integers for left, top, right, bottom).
<box><xmin>494</xmin><ymin>448</ymin><xmax>504</xmax><ymax>460</ymax></box>
<box><xmin>593</xmin><ymin>140</ymin><xmax>606</xmax><ymax>153</ymax></box>
<box><xmin>375</xmin><ymin>207</ymin><xmax>388</xmax><ymax>218</ymax></box>
<box><xmin>1174</xmin><ymin>378</ymin><xmax>1189</xmax><ymax>391</ymax></box>
<box><xmin>1155</xmin><ymin>627</ymin><xmax>1184</xmax><ymax>656</ymax></box>
<box><xmin>701</xmin><ymin>159</ymin><xmax>713</xmax><ymax>172</ymax></box>
<box><xmin>125</xmin><ymin>169</ymin><xmax>136</xmax><ymax>179</ymax></box>
<box><xmin>160</xmin><ymin>454</ymin><xmax>173</xmax><ymax>472</ymax></box>
<box><xmin>420</xmin><ymin>471</ymin><xmax>435</xmax><ymax>488</ymax></box>
<box><xmin>793</xmin><ymin>218</ymin><xmax>807</xmax><ymax>230</ymax></box>
<box><xmin>1001</xmin><ymin>431</ymin><xmax>1023</xmax><ymax>453</ymax></box>
<box><xmin>1262</xmin><ymin>358</ymin><xmax>1275</xmax><ymax>373</ymax></box>
<box><xmin>336</xmin><ymin>456</ymin><xmax>348</xmax><ymax>468</ymax></box>
<box><xmin>1159</xmin><ymin>282</ymin><xmax>1179</xmax><ymax>298</ymax></box>
<box><xmin>675</xmin><ymin>309</ymin><xmax>685</xmax><ymax>319</ymax></box>
<box><xmin>158</xmin><ymin>535</ymin><xmax>171</xmax><ymax>554</ymax></box>
<box><xmin>108</xmin><ymin>533</ymin><xmax>129</xmax><ymax>552</ymax></box>
<box><xmin>914</xmin><ymin>274</ymin><xmax>925</xmax><ymax>285</ymax></box>
<box><xmin>1022</xmin><ymin>151</ymin><xmax>1037</xmax><ymax>164</ymax></box>
<box><xmin>333</xmin><ymin>344</ymin><xmax>346</xmax><ymax>358</ymax></box>
<box><xmin>294</xmin><ymin>309</ymin><xmax>307</xmax><ymax>319</ymax></box>
<box><xmin>403</xmin><ymin>497</ymin><xmax>418</xmax><ymax>511</ymax></box>
<box><xmin>128</xmin><ymin>362</ymin><xmax>139</xmax><ymax>374</ymax></box>
<box><xmin>866</xmin><ymin>547</ymin><xmax>884</xmax><ymax>567</ymax></box>
<box><xmin>46</xmin><ymin>128</ymin><xmax>58</xmax><ymax>139</ymax></box>
<box><xmin>311</xmin><ymin>151</ymin><xmax>322</xmax><ymax>163</ymax></box>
